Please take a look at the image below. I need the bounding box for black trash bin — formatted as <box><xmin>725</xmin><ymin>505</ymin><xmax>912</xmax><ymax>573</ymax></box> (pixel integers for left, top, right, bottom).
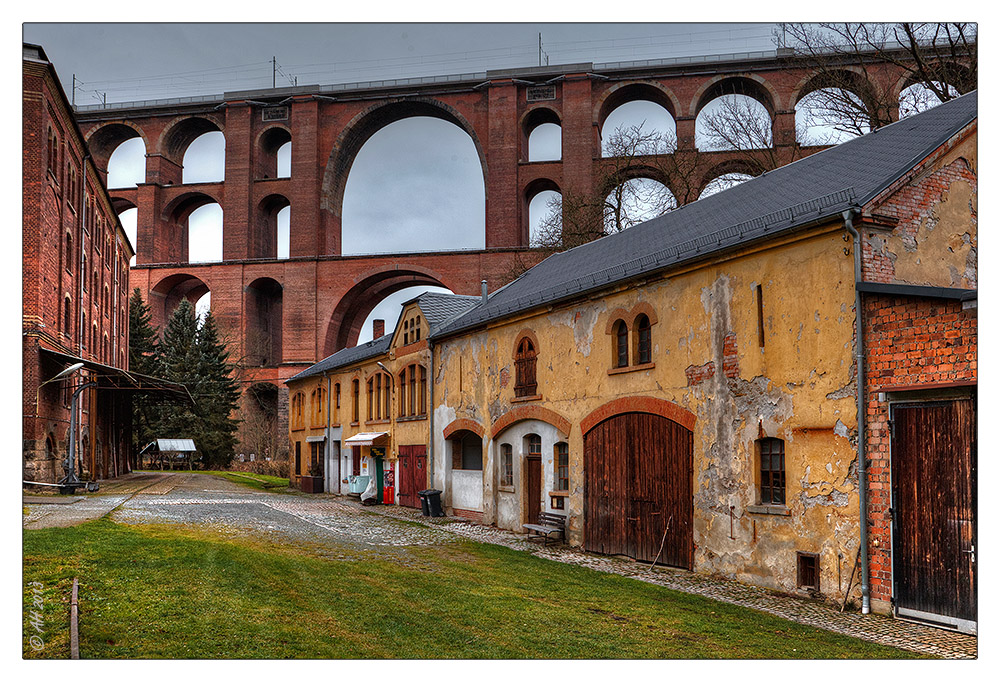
<box><xmin>417</xmin><ymin>489</ymin><xmax>431</xmax><ymax>516</ymax></box>
<box><xmin>418</xmin><ymin>489</ymin><xmax>445</xmax><ymax>517</ymax></box>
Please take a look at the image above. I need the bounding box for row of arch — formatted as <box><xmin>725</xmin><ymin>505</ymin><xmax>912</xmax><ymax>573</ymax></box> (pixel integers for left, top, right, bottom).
<box><xmin>89</xmin><ymin>65</ymin><xmax>970</xmax><ymax>270</ymax></box>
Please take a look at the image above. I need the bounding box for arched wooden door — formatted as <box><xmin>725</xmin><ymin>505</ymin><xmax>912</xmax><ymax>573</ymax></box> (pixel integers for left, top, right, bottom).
<box><xmin>584</xmin><ymin>412</ymin><xmax>693</xmax><ymax>568</ymax></box>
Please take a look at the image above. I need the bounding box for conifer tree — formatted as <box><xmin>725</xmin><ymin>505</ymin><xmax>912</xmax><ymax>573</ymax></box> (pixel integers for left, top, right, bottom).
<box><xmin>128</xmin><ymin>288</ymin><xmax>161</xmax><ymax>453</ymax></box>
<box><xmin>192</xmin><ymin>309</ymin><xmax>240</xmax><ymax>468</ymax></box>
<box><xmin>157</xmin><ymin>300</ymin><xmax>240</xmax><ymax>468</ymax></box>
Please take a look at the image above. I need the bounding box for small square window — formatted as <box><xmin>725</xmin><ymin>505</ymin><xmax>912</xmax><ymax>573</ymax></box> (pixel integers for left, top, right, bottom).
<box><xmin>551</xmin><ymin>496</ymin><xmax>565</xmax><ymax>510</ymax></box>
<box><xmin>797</xmin><ymin>552</ymin><xmax>820</xmax><ymax>591</ymax></box>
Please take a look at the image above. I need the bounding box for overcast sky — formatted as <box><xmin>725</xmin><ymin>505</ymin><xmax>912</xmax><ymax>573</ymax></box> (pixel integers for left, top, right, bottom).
<box><xmin>19</xmin><ymin>21</ymin><xmax>783</xmax><ymax>346</ymax></box>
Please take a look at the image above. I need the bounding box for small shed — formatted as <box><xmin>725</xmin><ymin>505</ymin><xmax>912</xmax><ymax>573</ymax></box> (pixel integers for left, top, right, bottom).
<box><xmin>141</xmin><ymin>439</ymin><xmax>198</xmax><ymax>470</ymax></box>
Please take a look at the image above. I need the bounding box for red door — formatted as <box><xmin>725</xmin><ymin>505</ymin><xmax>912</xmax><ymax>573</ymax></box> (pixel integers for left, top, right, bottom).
<box><xmin>397</xmin><ymin>445</ymin><xmax>427</xmax><ymax>508</ymax></box>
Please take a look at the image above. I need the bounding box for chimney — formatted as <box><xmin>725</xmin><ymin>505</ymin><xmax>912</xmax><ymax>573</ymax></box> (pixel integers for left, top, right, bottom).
<box><xmin>481</xmin><ymin>279</ymin><xmax>488</xmax><ymax>303</ymax></box>
<box><xmin>372</xmin><ymin>319</ymin><xmax>385</xmax><ymax>339</ymax></box>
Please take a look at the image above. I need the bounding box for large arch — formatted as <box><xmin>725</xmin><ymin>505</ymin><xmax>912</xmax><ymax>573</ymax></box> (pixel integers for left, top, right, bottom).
<box><xmin>521</xmin><ymin>106</ymin><xmax>562</xmax><ymax>162</ymax></box>
<box><xmin>697</xmin><ymin>159</ymin><xmax>759</xmax><ymax>199</ymax></box>
<box><xmin>148</xmin><ymin>272</ymin><xmax>211</xmax><ymax>330</ymax></box>
<box><xmin>580</xmin><ymin>396</ymin><xmax>696</xmax><ymax>435</ymax></box>
<box><xmin>256</xmin><ymin>125</ymin><xmax>292</xmax><ymax>179</ymax></box>
<box><xmin>323</xmin><ymin>265</ymin><xmax>456</xmax><ymax>355</ymax></box>
<box><xmin>158</xmin><ymin>115</ymin><xmax>224</xmax><ymax>163</ymax></box>
<box><xmin>245</xmin><ymin>277</ymin><xmax>283</xmax><ymax>367</ymax></box>
<box><xmin>489</xmin><ymin>405</ymin><xmax>571</xmax><ymax>441</ymax></box>
<box><xmin>691</xmin><ymin>74</ymin><xmax>779</xmax><ymax>118</ymax></box>
<box><xmin>252</xmin><ymin>194</ymin><xmax>290</xmax><ymax>259</ymax></box>
<box><xmin>596</xmin><ymin>81</ymin><xmax>682</xmax><ymax>133</ymax></box>
<box><xmin>85</xmin><ymin>121</ymin><xmax>148</xmax><ymax>181</ymax></box>
<box><xmin>320</xmin><ymin>97</ymin><xmax>487</xmax><ymax>221</ymax></box>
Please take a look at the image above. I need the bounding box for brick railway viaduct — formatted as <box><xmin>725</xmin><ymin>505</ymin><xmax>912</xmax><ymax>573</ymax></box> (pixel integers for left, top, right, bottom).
<box><xmin>72</xmin><ymin>48</ymin><xmax>936</xmax><ymax>448</ymax></box>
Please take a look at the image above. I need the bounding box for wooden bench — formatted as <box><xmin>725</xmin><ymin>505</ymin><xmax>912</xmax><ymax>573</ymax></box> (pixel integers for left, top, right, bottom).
<box><xmin>523</xmin><ymin>512</ymin><xmax>567</xmax><ymax>546</ymax></box>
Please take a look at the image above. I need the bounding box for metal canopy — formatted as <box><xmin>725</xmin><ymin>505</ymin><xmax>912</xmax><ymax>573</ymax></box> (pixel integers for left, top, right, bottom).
<box><xmin>40</xmin><ymin>348</ymin><xmax>193</xmax><ymax>403</ymax></box>
<box><xmin>343</xmin><ymin>432</ymin><xmax>389</xmax><ymax>446</ymax></box>
<box><xmin>155</xmin><ymin>439</ymin><xmax>197</xmax><ymax>452</ymax></box>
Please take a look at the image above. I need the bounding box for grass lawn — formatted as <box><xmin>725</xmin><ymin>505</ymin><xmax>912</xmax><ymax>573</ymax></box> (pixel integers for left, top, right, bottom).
<box><xmin>198</xmin><ymin>470</ymin><xmax>290</xmax><ymax>491</ymax></box>
<box><xmin>22</xmin><ymin>518</ymin><xmax>919</xmax><ymax>660</ymax></box>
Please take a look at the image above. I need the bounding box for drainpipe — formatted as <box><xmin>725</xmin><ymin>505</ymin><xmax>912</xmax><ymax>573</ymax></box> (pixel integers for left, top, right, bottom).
<box><xmin>325</xmin><ymin>371</ymin><xmax>332</xmax><ymax>491</ymax></box>
<box><xmin>428</xmin><ymin>340</ymin><xmax>435</xmax><ymax>490</ymax></box>
<box><xmin>843</xmin><ymin>208</ymin><xmax>870</xmax><ymax>615</ymax></box>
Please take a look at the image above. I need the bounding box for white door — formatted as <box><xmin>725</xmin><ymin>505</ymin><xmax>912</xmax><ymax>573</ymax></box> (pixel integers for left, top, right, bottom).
<box><xmin>325</xmin><ymin>441</ymin><xmax>340</xmax><ymax>494</ymax></box>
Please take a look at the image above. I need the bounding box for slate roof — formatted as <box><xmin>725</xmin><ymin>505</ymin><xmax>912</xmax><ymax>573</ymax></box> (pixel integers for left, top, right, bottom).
<box><xmin>287</xmin><ymin>292</ymin><xmax>481</xmax><ymax>383</ymax></box>
<box><xmin>433</xmin><ymin>91</ymin><xmax>977</xmax><ymax>339</ymax></box>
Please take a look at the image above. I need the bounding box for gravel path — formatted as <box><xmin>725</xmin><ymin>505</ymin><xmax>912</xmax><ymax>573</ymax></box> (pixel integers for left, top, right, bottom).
<box><xmin>23</xmin><ymin>472</ymin><xmax>977</xmax><ymax>659</ymax></box>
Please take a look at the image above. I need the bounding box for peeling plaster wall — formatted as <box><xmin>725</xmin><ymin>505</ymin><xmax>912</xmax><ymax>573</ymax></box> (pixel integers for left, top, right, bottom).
<box><xmin>863</xmin><ymin>134</ymin><xmax>977</xmax><ymax>289</ymax></box>
<box><xmin>434</xmin><ymin>226</ymin><xmax>861</xmax><ymax>599</ymax></box>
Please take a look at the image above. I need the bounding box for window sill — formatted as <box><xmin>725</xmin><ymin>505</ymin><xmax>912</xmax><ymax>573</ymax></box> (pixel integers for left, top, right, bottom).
<box><xmin>747</xmin><ymin>504</ymin><xmax>790</xmax><ymax>517</ymax></box>
<box><xmin>397</xmin><ymin>415</ymin><xmax>427</xmax><ymax>423</ymax></box>
<box><xmin>366</xmin><ymin>419</ymin><xmax>391</xmax><ymax>425</ymax></box>
<box><xmin>498</xmin><ymin>485</ymin><xmax>515</xmax><ymax>493</ymax></box>
<box><xmin>607</xmin><ymin>362</ymin><xmax>655</xmax><ymax>376</ymax></box>
<box><xmin>548</xmin><ymin>490</ymin><xmax>569</xmax><ymax>497</ymax></box>
<box><xmin>512</xmin><ymin>394</ymin><xmax>542</xmax><ymax>403</ymax></box>
<box><xmin>350</xmin><ymin>421</ymin><xmax>360</xmax><ymax>427</ymax></box>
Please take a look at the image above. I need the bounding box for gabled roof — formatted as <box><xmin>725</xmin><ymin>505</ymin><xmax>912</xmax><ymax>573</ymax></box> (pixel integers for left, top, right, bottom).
<box><xmin>286</xmin><ymin>334</ymin><xmax>392</xmax><ymax>384</ymax></box>
<box><xmin>287</xmin><ymin>292</ymin><xmax>481</xmax><ymax>383</ymax></box>
<box><xmin>432</xmin><ymin>91</ymin><xmax>977</xmax><ymax>339</ymax></box>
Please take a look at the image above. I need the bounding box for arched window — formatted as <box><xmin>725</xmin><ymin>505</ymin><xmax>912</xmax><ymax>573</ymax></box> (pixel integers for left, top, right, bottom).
<box><xmin>383</xmin><ymin>373</ymin><xmax>391</xmax><ymax>419</ymax></box>
<box><xmin>65</xmin><ymin>233</ymin><xmax>73</xmax><ymax>273</ymax></box>
<box><xmin>63</xmin><ymin>297</ymin><xmax>72</xmax><ymax>335</ymax></box>
<box><xmin>398</xmin><ymin>364</ymin><xmax>427</xmax><ymax>417</ymax></box>
<box><xmin>311</xmin><ymin>386</ymin><xmax>326</xmax><ymax>427</ymax></box>
<box><xmin>398</xmin><ymin>369</ymin><xmax>407</xmax><ymax>417</ymax></box>
<box><xmin>514</xmin><ymin>336</ymin><xmax>537</xmax><ymax>398</ymax></box>
<box><xmin>351</xmin><ymin>379</ymin><xmax>360</xmax><ymax>423</ymax></box>
<box><xmin>555</xmin><ymin>442</ymin><xmax>569</xmax><ymax>491</ymax></box>
<box><xmin>333</xmin><ymin>383</ymin><xmax>341</xmax><ymax>424</ymax></box>
<box><xmin>290</xmin><ymin>392</ymin><xmax>305</xmax><ymax>430</ymax></box>
<box><xmin>526</xmin><ymin>433</ymin><xmax>542</xmax><ymax>458</ymax></box>
<box><xmin>500</xmin><ymin>443</ymin><xmax>514</xmax><ymax>488</ymax></box>
<box><xmin>367</xmin><ymin>377</ymin><xmax>375</xmax><ymax>421</ymax></box>
<box><xmin>614</xmin><ymin>320</ymin><xmax>629</xmax><ymax>368</ymax></box>
<box><xmin>635</xmin><ymin>314</ymin><xmax>652</xmax><ymax>365</ymax></box>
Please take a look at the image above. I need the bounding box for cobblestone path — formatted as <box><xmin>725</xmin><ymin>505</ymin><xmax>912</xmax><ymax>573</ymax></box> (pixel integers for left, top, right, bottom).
<box><xmin>23</xmin><ymin>472</ymin><xmax>976</xmax><ymax>659</ymax></box>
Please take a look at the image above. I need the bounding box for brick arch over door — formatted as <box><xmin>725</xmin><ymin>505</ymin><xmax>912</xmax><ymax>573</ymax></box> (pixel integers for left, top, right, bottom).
<box><xmin>489</xmin><ymin>405</ymin><xmax>571</xmax><ymax>441</ymax></box>
<box><xmin>583</xmin><ymin>400</ymin><xmax>694</xmax><ymax>568</ymax></box>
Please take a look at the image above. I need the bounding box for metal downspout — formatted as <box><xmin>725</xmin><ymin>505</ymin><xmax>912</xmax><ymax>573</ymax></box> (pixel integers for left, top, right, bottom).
<box><xmin>427</xmin><ymin>340</ymin><xmax>434</xmax><ymax>489</ymax></box>
<box><xmin>843</xmin><ymin>208</ymin><xmax>870</xmax><ymax>614</ymax></box>
<box><xmin>325</xmin><ymin>372</ymin><xmax>332</xmax><ymax>492</ymax></box>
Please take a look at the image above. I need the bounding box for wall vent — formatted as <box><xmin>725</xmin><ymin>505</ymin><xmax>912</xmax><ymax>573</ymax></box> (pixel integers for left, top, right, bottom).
<box><xmin>262</xmin><ymin>106</ymin><xmax>289</xmax><ymax>122</ymax></box>
<box><xmin>526</xmin><ymin>85</ymin><xmax>556</xmax><ymax>102</ymax></box>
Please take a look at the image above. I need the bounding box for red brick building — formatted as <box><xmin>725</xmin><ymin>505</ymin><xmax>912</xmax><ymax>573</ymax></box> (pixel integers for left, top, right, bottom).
<box><xmin>23</xmin><ymin>43</ymin><xmax>141</xmax><ymax>484</ymax></box>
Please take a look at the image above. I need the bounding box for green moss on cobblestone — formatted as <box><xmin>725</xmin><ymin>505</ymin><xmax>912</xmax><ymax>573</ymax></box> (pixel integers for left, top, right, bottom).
<box><xmin>23</xmin><ymin>518</ymin><xmax>922</xmax><ymax>659</ymax></box>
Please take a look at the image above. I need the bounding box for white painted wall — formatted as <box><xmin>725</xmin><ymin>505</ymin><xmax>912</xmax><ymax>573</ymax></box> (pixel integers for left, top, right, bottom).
<box><xmin>451</xmin><ymin>470</ymin><xmax>483</xmax><ymax>511</ymax></box>
<box><xmin>489</xmin><ymin>420</ymin><xmax>567</xmax><ymax>532</ymax></box>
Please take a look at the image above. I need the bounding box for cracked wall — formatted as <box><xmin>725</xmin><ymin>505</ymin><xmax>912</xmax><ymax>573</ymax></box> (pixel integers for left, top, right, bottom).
<box><xmin>434</xmin><ymin>226</ymin><xmax>861</xmax><ymax>601</ymax></box>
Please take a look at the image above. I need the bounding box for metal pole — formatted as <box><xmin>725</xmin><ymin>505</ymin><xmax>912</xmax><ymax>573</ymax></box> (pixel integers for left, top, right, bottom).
<box><xmin>62</xmin><ymin>381</ymin><xmax>97</xmax><ymax>490</ymax></box>
<box><xmin>273</xmin><ymin>56</ymin><xmax>276</xmax><ymax>88</ymax></box>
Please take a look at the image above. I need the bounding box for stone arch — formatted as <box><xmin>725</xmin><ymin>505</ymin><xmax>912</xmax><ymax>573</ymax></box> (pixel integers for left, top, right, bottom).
<box><xmin>690</xmin><ymin>74</ymin><xmax>780</xmax><ymax>118</ymax></box>
<box><xmin>893</xmin><ymin>62</ymin><xmax>975</xmax><ymax>101</ymax></box>
<box><xmin>245</xmin><ymin>277</ymin><xmax>283</xmax><ymax>367</ymax></box>
<box><xmin>489</xmin><ymin>405</ymin><xmax>571</xmax><ymax>441</ymax></box>
<box><xmin>323</xmin><ymin>265</ymin><xmax>455</xmax><ymax>355</ymax></box>
<box><xmin>161</xmin><ymin>190</ymin><xmax>223</xmax><ymax>223</ymax></box>
<box><xmin>320</xmin><ymin>97</ymin><xmax>487</xmax><ymax>219</ymax></box>
<box><xmin>149</xmin><ymin>272</ymin><xmax>211</xmax><ymax>330</ymax></box>
<box><xmin>596</xmin><ymin>80</ymin><xmax>683</xmax><ymax>131</ymax></box>
<box><xmin>580</xmin><ymin>396</ymin><xmax>696</xmax><ymax>435</ymax></box>
<box><xmin>697</xmin><ymin>159</ymin><xmax>759</xmax><ymax>198</ymax></box>
<box><xmin>790</xmin><ymin>67</ymin><xmax>878</xmax><ymax>109</ymax></box>
<box><xmin>158</xmin><ymin>115</ymin><xmax>225</xmax><ymax>163</ymax></box>
<box><xmin>523</xmin><ymin>177</ymin><xmax>561</xmax><ymax>245</ymax></box>
<box><xmin>443</xmin><ymin>418</ymin><xmax>486</xmax><ymax>440</ymax></box>
<box><xmin>256</xmin><ymin>125</ymin><xmax>292</xmax><ymax>179</ymax></box>
<box><xmin>85</xmin><ymin>121</ymin><xmax>148</xmax><ymax>178</ymax></box>
<box><xmin>252</xmin><ymin>193</ymin><xmax>290</xmax><ymax>259</ymax></box>
<box><xmin>521</xmin><ymin>105</ymin><xmax>562</xmax><ymax>162</ymax></box>
<box><xmin>598</xmin><ymin>164</ymin><xmax>674</xmax><ymax>200</ymax></box>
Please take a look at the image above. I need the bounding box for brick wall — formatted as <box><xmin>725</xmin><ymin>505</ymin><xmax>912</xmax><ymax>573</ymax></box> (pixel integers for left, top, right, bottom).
<box><xmin>863</xmin><ymin>294</ymin><xmax>976</xmax><ymax>604</ymax></box>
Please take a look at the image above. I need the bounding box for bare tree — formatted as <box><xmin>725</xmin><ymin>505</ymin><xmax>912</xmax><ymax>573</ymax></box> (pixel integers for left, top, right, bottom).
<box><xmin>698</xmin><ymin>93</ymin><xmax>814</xmax><ymax>173</ymax></box>
<box><xmin>529</xmin><ymin>123</ymin><xmax>708</xmax><ymax>255</ymax></box>
<box><xmin>778</xmin><ymin>23</ymin><xmax>976</xmax><ymax>134</ymax></box>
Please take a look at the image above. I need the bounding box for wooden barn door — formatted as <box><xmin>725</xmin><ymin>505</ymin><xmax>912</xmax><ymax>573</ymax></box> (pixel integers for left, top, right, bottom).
<box><xmin>584</xmin><ymin>412</ymin><xmax>693</xmax><ymax>567</ymax></box>
<box><xmin>891</xmin><ymin>398</ymin><xmax>976</xmax><ymax>632</ymax></box>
